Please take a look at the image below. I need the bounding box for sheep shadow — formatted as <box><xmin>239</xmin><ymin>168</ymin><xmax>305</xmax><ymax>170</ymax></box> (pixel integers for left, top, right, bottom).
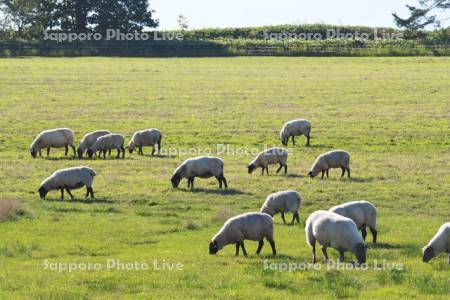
<box><xmin>189</xmin><ymin>188</ymin><xmax>248</xmax><ymax>195</ymax></box>
<box><xmin>287</xmin><ymin>173</ymin><xmax>305</xmax><ymax>178</ymax></box>
<box><xmin>370</xmin><ymin>243</ymin><xmax>404</xmax><ymax>249</ymax></box>
<box><xmin>141</xmin><ymin>154</ymin><xmax>176</xmax><ymax>159</ymax></box>
<box><xmin>45</xmin><ymin>198</ymin><xmax>114</xmax><ymax>204</ymax></box>
<box><xmin>43</xmin><ymin>156</ymin><xmax>79</xmax><ymax>161</ymax></box>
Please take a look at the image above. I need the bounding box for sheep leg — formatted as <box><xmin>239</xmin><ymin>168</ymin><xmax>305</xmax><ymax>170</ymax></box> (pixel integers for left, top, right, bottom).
<box><xmin>291</xmin><ymin>135</ymin><xmax>295</xmax><ymax>145</ymax></box>
<box><xmin>369</xmin><ymin>227</ymin><xmax>377</xmax><ymax>244</ymax></box>
<box><xmin>121</xmin><ymin>146</ymin><xmax>125</xmax><ymax>158</ymax></box>
<box><xmin>64</xmin><ymin>145</ymin><xmax>69</xmax><ymax>156</ymax></box>
<box><xmin>221</xmin><ymin>175</ymin><xmax>228</xmax><ymax>188</ymax></box>
<box><xmin>361</xmin><ymin>225</ymin><xmax>367</xmax><ymax>241</ymax></box>
<box><xmin>39</xmin><ymin>149</ymin><xmax>42</xmax><ymax>156</ymax></box>
<box><xmin>276</xmin><ymin>163</ymin><xmax>283</xmax><ymax>174</ymax></box>
<box><xmin>341</xmin><ymin>167</ymin><xmax>346</xmax><ymax>177</ymax></box>
<box><xmin>65</xmin><ymin>187</ymin><xmax>74</xmax><ymax>199</ymax></box>
<box><xmin>280</xmin><ymin>212</ymin><xmax>286</xmax><ymax>224</ymax></box>
<box><xmin>157</xmin><ymin>140</ymin><xmax>161</xmax><ymax>154</ymax></box>
<box><xmin>60</xmin><ymin>188</ymin><xmax>64</xmax><ymax>200</ymax></box>
<box><xmin>190</xmin><ymin>178</ymin><xmax>195</xmax><ymax>190</ymax></box>
<box><xmin>108</xmin><ymin>149</ymin><xmax>111</xmax><ymax>156</ymax></box>
<box><xmin>347</xmin><ymin>168</ymin><xmax>351</xmax><ymax>178</ymax></box>
<box><xmin>85</xmin><ymin>187</ymin><xmax>90</xmax><ymax>198</ymax></box>
<box><xmin>326</xmin><ymin>169</ymin><xmax>329</xmax><ymax>178</ymax></box>
<box><xmin>47</xmin><ymin>147</ymin><xmax>50</xmax><ymax>157</ymax></box>
<box><xmin>268</xmin><ymin>239</ymin><xmax>277</xmax><ymax>256</ymax></box>
<box><xmin>103</xmin><ymin>150</ymin><xmax>107</xmax><ymax>159</ymax></box>
<box><xmin>240</xmin><ymin>242</ymin><xmax>248</xmax><ymax>256</ymax></box>
<box><xmin>321</xmin><ymin>247</ymin><xmax>329</xmax><ymax>262</ymax></box>
<box><xmin>256</xmin><ymin>240</ymin><xmax>264</xmax><ymax>255</ymax></box>
<box><xmin>295</xmin><ymin>212</ymin><xmax>300</xmax><ymax>223</ymax></box>
<box><xmin>71</xmin><ymin>145</ymin><xmax>76</xmax><ymax>155</ymax></box>
<box><xmin>215</xmin><ymin>175</ymin><xmax>223</xmax><ymax>188</ymax></box>
<box><xmin>311</xmin><ymin>240</ymin><xmax>317</xmax><ymax>263</ymax></box>
<box><xmin>284</xmin><ymin>165</ymin><xmax>287</xmax><ymax>174</ymax></box>
<box><xmin>235</xmin><ymin>243</ymin><xmax>240</xmax><ymax>256</ymax></box>
<box><xmin>261</xmin><ymin>168</ymin><xmax>264</xmax><ymax>175</ymax></box>
<box><xmin>306</xmin><ymin>134</ymin><xmax>311</xmax><ymax>146</ymax></box>
<box><xmin>141</xmin><ymin>146</ymin><xmax>145</xmax><ymax>155</ymax></box>
<box><xmin>116</xmin><ymin>148</ymin><xmax>120</xmax><ymax>159</ymax></box>
<box><xmin>266</xmin><ymin>167</ymin><xmax>269</xmax><ymax>175</ymax></box>
<box><xmin>321</xmin><ymin>171</ymin><xmax>325</xmax><ymax>179</ymax></box>
<box><xmin>290</xmin><ymin>213</ymin><xmax>297</xmax><ymax>225</ymax></box>
<box><xmin>187</xmin><ymin>178</ymin><xmax>191</xmax><ymax>189</ymax></box>
<box><xmin>152</xmin><ymin>147</ymin><xmax>156</xmax><ymax>156</ymax></box>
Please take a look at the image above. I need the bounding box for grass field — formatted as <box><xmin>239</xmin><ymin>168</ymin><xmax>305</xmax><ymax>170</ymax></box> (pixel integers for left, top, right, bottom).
<box><xmin>0</xmin><ymin>57</ymin><xmax>449</xmax><ymax>299</ymax></box>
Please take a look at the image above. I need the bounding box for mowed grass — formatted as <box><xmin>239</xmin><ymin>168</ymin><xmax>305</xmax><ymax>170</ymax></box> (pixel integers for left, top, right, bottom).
<box><xmin>0</xmin><ymin>57</ymin><xmax>449</xmax><ymax>299</ymax></box>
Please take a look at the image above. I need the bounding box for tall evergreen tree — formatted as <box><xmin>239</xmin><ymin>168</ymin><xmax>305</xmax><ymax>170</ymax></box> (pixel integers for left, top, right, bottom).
<box><xmin>393</xmin><ymin>0</ymin><xmax>450</xmax><ymax>29</ymax></box>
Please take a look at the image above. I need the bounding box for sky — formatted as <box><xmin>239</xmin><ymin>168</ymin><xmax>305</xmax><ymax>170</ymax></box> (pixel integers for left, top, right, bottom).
<box><xmin>151</xmin><ymin>0</ymin><xmax>449</xmax><ymax>30</ymax></box>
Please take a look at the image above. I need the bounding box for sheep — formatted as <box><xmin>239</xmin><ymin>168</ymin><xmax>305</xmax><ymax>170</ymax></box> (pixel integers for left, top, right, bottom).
<box><xmin>209</xmin><ymin>212</ymin><xmax>276</xmax><ymax>256</ymax></box>
<box><xmin>38</xmin><ymin>166</ymin><xmax>96</xmax><ymax>200</ymax></box>
<box><xmin>171</xmin><ymin>156</ymin><xmax>227</xmax><ymax>190</ymax></box>
<box><xmin>30</xmin><ymin>128</ymin><xmax>76</xmax><ymax>158</ymax></box>
<box><xmin>329</xmin><ymin>200</ymin><xmax>378</xmax><ymax>243</ymax></box>
<box><xmin>260</xmin><ymin>190</ymin><xmax>301</xmax><ymax>225</ymax></box>
<box><xmin>305</xmin><ymin>210</ymin><xmax>367</xmax><ymax>264</ymax></box>
<box><xmin>280</xmin><ymin>119</ymin><xmax>311</xmax><ymax>146</ymax></box>
<box><xmin>308</xmin><ymin>150</ymin><xmax>351</xmax><ymax>179</ymax></box>
<box><xmin>422</xmin><ymin>222</ymin><xmax>449</xmax><ymax>264</ymax></box>
<box><xmin>247</xmin><ymin>147</ymin><xmax>288</xmax><ymax>175</ymax></box>
<box><xmin>127</xmin><ymin>128</ymin><xmax>162</xmax><ymax>156</ymax></box>
<box><xmin>87</xmin><ymin>133</ymin><xmax>125</xmax><ymax>159</ymax></box>
<box><xmin>77</xmin><ymin>130</ymin><xmax>111</xmax><ymax>159</ymax></box>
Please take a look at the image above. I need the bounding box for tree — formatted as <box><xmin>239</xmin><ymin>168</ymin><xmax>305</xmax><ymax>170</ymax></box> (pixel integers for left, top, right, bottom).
<box><xmin>58</xmin><ymin>0</ymin><xmax>91</xmax><ymax>32</ymax></box>
<box><xmin>177</xmin><ymin>14</ymin><xmax>188</xmax><ymax>31</ymax></box>
<box><xmin>90</xmin><ymin>0</ymin><xmax>158</xmax><ymax>33</ymax></box>
<box><xmin>1</xmin><ymin>0</ymin><xmax>37</xmax><ymax>35</ymax></box>
<box><xmin>393</xmin><ymin>0</ymin><xmax>450</xmax><ymax>29</ymax></box>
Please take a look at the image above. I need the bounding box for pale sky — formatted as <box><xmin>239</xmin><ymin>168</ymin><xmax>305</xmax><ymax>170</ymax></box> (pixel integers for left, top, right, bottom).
<box><xmin>151</xmin><ymin>0</ymin><xmax>449</xmax><ymax>30</ymax></box>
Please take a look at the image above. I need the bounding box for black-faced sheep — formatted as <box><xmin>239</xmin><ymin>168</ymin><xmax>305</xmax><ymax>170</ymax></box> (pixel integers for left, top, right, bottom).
<box><xmin>308</xmin><ymin>150</ymin><xmax>351</xmax><ymax>179</ymax></box>
<box><xmin>305</xmin><ymin>210</ymin><xmax>367</xmax><ymax>264</ymax></box>
<box><xmin>171</xmin><ymin>156</ymin><xmax>227</xmax><ymax>190</ymax></box>
<box><xmin>422</xmin><ymin>222</ymin><xmax>449</xmax><ymax>264</ymax></box>
<box><xmin>247</xmin><ymin>147</ymin><xmax>288</xmax><ymax>175</ymax></box>
<box><xmin>127</xmin><ymin>129</ymin><xmax>162</xmax><ymax>155</ymax></box>
<box><xmin>209</xmin><ymin>212</ymin><xmax>276</xmax><ymax>256</ymax></box>
<box><xmin>280</xmin><ymin>119</ymin><xmax>311</xmax><ymax>146</ymax></box>
<box><xmin>329</xmin><ymin>200</ymin><xmax>378</xmax><ymax>243</ymax></box>
<box><xmin>30</xmin><ymin>128</ymin><xmax>76</xmax><ymax>158</ymax></box>
<box><xmin>38</xmin><ymin>166</ymin><xmax>96</xmax><ymax>200</ymax></box>
<box><xmin>260</xmin><ymin>190</ymin><xmax>301</xmax><ymax>225</ymax></box>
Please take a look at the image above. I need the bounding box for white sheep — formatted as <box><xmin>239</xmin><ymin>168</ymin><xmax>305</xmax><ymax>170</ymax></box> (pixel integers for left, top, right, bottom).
<box><xmin>171</xmin><ymin>156</ymin><xmax>227</xmax><ymax>190</ymax></box>
<box><xmin>77</xmin><ymin>130</ymin><xmax>111</xmax><ymax>159</ymax></box>
<box><xmin>308</xmin><ymin>150</ymin><xmax>351</xmax><ymax>179</ymax></box>
<box><xmin>280</xmin><ymin>119</ymin><xmax>311</xmax><ymax>146</ymax></box>
<box><xmin>38</xmin><ymin>166</ymin><xmax>96</xmax><ymax>200</ymax></box>
<box><xmin>329</xmin><ymin>200</ymin><xmax>378</xmax><ymax>243</ymax></box>
<box><xmin>30</xmin><ymin>128</ymin><xmax>76</xmax><ymax>158</ymax></box>
<box><xmin>87</xmin><ymin>133</ymin><xmax>125</xmax><ymax>159</ymax></box>
<box><xmin>305</xmin><ymin>210</ymin><xmax>367</xmax><ymax>264</ymax></box>
<box><xmin>209</xmin><ymin>212</ymin><xmax>276</xmax><ymax>256</ymax></box>
<box><xmin>422</xmin><ymin>222</ymin><xmax>449</xmax><ymax>264</ymax></box>
<box><xmin>260</xmin><ymin>190</ymin><xmax>301</xmax><ymax>225</ymax></box>
<box><xmin>127</xmin><ymin>128</ymin><xmax>162</xmax><ymax>155</ymax></box>
<box><xmin>247</xmin><ymin>147</ymin><xmax>288</xmax><ymax>175</ymax></box>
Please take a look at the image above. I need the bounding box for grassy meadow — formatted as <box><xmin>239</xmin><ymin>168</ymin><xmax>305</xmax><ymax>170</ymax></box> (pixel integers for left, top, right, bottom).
<box><xmin>0</xmin><ymin>57</ymin><xmax>449</xmax><ymax>299</ymax></box>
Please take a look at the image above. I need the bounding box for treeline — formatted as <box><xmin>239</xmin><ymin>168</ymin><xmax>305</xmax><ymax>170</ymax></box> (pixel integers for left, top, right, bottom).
<box><xmin>0</xmin><ymin>0</ymin><xmax>157</xmax><ymax>39</ymax></box>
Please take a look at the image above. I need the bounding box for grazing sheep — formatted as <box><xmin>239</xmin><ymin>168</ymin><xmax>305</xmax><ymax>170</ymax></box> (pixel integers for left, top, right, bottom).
<box><xmin>329</xmin><ymin>200</ymin><xmax>378</xmax><ymax>243</ymax></box>
<box><xmin>280</xmin><ymin>119</ymin><xmax>311</xmax><ymax>146</ymax></box>
<box><xmin>30</xmin><ymin>128</ymin><xmax>76</xmax><ymax>158</ymax></box>
<box><xmin>87</xmin><ymin>134</ymin><xmax>125</xmax><ymax>159</ymax></box>
<box><xmin>171</xmin><ymin>156</ymin><xmax>227</xmax><ymax>190</ymax></box>
<box><xmin>38</xmin><ymin>166</ymin><xmax>96</xmax><ymax>200</ymax></box>
<box><xmin>305</xmin><ymin>210</ymin><xmax>367</xmax><ymax>264</ymax></box>
<box><xmin>308</xmin><ymin>150</ymin><xmax>351</xmax><ymax>179</ymax></box>
<box><xmin>422</xmin><ymin>223</ymin><xmax>449</xmax><ymax>264</ymax></box>
<box><xmin>127</xmin><ymin>128</ymin><xmax>162</xmax><ymax>156</ymax></box>
<box><xmin>247</xmin><ymin>147</ymin><xmax>288</xmax><ymax>175</ymax></box>
<box><xmin>260</xmin><ymin>190</ymin><xmax>301</xmax><ymax>225</ymax></box>
<box><xmin>209</xmin><ymin>212</ymin><xmax>276</xmax><ymax>256</ymax></box>
<box><xmin>77</xmin><ymin>130</ymin><xmax>111</xmax><ymax>159</ymax></box>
